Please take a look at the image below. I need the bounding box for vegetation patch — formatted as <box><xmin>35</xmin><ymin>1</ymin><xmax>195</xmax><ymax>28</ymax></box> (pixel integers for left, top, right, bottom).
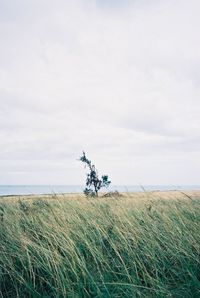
<box><xmin>0</xmin><ymin>194</ymin><xmax>200</xmax><ymax>297</ymax></box>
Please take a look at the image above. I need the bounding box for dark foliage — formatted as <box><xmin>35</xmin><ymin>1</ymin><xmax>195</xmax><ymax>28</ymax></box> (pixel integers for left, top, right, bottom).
<box><xmin>79</xmin><ymin>151</ymin><xmax>111</xmax><ymax>197</ymax></box>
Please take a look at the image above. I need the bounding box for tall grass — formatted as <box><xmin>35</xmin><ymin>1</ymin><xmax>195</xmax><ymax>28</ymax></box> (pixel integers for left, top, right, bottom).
<box><xmin>0</xmin><ymin>193</ymin><xmax>200</xmax><ymax>297</ymax></box>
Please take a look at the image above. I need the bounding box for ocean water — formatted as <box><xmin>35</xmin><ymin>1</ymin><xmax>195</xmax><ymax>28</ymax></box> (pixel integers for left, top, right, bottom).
<box><xmin>0</xmin><ymin>185</ymin><xmax>200</xmax><ymax>196</ymax></box>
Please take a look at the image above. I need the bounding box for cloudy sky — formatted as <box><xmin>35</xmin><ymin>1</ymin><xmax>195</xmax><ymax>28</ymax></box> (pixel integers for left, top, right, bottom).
<box><xmin>0</xmin><ymin>0</ymin><xmax>200</xmax><ymax>185</ymax></box>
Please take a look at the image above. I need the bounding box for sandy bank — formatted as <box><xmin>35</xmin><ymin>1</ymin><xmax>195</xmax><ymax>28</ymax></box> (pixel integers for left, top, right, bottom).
<box><xmin>0</xmin><ymin>190</ymin><xmax>200</xmax><ymax>203</ymax></box>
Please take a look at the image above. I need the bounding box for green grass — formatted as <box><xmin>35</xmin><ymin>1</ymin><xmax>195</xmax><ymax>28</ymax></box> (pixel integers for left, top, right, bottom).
<box><xmin>0</xmin><ymin>193</ymin><xmax>200</xmax><ymax>297</ymax></box>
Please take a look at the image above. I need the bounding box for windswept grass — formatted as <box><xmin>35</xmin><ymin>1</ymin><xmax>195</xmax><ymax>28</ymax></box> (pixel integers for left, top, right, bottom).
<box><xmin>0</xmin><ymin>192</ymin><xmax>200</xmax><ymax>297</ymax></box>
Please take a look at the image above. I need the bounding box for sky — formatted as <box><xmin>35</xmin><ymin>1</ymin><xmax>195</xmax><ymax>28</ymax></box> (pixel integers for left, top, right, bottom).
<box><xmin>0</xmin><ymin>0</ymin><xmax>200</xmax><ymax>185</ymax></box>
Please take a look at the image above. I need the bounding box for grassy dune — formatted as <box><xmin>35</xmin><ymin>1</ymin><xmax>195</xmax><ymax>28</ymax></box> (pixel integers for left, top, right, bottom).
<box><xmin>0</xmin><ymin>191</ymin><xmax>200</xmax><ymax>297</ymax></box>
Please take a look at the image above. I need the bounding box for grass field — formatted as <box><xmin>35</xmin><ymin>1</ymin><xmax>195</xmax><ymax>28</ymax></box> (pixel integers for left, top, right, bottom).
<box><xmin>0</xmin><ymin>191</ymin><xmax>200</xmax><ymax>297</ymax></box>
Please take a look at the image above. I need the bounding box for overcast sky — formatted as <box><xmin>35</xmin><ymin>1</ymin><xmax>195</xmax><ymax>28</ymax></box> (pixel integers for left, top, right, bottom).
<box><xmin>0</xmin><ymin>0</ymin><xmax>200</xmax><ymax>185</ymax></box>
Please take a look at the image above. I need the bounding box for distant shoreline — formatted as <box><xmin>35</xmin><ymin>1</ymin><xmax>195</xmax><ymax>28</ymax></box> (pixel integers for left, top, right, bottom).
<box><xmin>1</xmin><ymin>185</ymin><xmax>200</xmax><ymax>197</ymax></box>
<box><xmin>1</xmin><ymin>190</ymin><xmax>200</xmax><ymax>202</ymax></box>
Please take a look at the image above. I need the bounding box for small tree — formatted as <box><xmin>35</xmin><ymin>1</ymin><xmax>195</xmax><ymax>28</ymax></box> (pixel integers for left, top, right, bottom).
<box><xmin>79</xmin><ymin>151</ymin><xmax>111</xmax><ymax>197</ymax></box>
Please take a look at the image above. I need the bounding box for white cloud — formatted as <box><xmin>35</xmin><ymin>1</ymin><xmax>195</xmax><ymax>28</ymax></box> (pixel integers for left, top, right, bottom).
<box><xmin>0</xmin><ymin>0</ymin><xmax>200</xmax><ymax>185</ymax></box>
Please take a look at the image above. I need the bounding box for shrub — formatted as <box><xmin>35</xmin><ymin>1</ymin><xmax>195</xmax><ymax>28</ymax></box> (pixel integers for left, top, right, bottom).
<box><xmin>79</xmin><ymin>151</ymin><xmax>111</xmax><ymax>197</ymax></box>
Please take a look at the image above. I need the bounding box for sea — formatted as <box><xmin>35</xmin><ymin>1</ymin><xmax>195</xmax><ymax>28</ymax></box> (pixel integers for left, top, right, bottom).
<box><xmin>0</xmin><ymin>185</ymin><xmax>200</xmax><ymax>196</ymax></box>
